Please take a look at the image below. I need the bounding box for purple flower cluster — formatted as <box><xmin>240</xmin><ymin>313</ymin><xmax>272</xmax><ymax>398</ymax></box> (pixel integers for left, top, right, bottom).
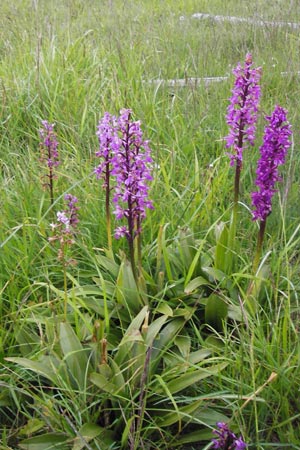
<box><xmin>50</xmin><ymin>194</ymin><xmax>79</xmax><ymax>264</ymax></box>
<box><xmin>39</xmin><ymin>120</ymin><xmax>60</xmax><ymax>168</ymax></box>
<box><xmin>51</xmin><ymin>194</ymin><xmax>79</xmax><ymax>236</ymax></box>
<box><xmin>95</xmin><ymin>109</ymin><xmax>153</xmax><ymax>240</ymax></box>
<box><xmin>251</xmin><ymin>105</ymin><xmax>292</xmax><ymax>221</ymax></box>
<box><xmin>226</xmin><ymin>54</ymin><xmax>261</xmax><ymax>165</ymax></box>
<box><xmin>95</xmin><ymin>112</ymin><xmax>120</xmax><ymax>186</ymax></box>
<box><xmin>64</xmin><ymin>194</ymin><xmax>80</xmax><ymax>229</ymax></box>
<box><xmin>212</xmin><ymin>422</ymin><xmax>247</xmax><ymax>450</ymax></box>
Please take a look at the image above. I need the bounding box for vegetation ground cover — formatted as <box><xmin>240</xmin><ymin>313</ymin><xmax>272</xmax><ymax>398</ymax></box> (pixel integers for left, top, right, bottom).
<box><xmin>1</xmin><ymin>1</ymin><xmax>300</xmax><ymax>449</ymax></box>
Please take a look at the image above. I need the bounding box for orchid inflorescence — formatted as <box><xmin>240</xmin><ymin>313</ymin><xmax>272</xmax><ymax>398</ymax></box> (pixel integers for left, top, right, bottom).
<box><xmin>251</xmin><ymin>105</ymin><xmax>292</xmax><ymax>221</ymax></box>
<box><xmin>225</xmin><ymin>54</ymin><xmax>292</xmax><ymax>273</ymax></box>
<box><xmin>39</xmin><ymin>120</ymin><xmax>60</xmax><ymax>169</ymax></box>
<box><xmin>49</xmin><ymin>194</ymin><xmax>79</xmax><ymax>264</ymax></box>
<box><xmin>39</xmin><ymin>120</ymin><xmax>60</xmax><ymax>205</ymax></box>
<box><xmin>225</xmin><ymin>53</ymin><xmax>261</xmax><ymax>166</ymax></box>
<box><xmin>212</xmin><ymin>422</ymin><xmax>247</xmax><ymax>450</ymax></box>
<box><xmin>95</xmin><ymin>108</ymin><xmax>153</xmax><ymax>242</ymax></box>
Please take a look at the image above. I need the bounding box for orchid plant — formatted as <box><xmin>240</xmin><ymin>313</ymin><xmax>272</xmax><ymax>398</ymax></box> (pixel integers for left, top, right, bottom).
<box><xmin>225</xmin><ymin>54</ymin><xmax>261</xmax><ymax>270</ymax></box>
<box><xmin>39</xmin><ymin>120</ymin><xmax>60</xmax><ymax>206</ymax></box>
<box><xmin>49</xmin><ymin>193</ymin><xmax>79</xmax><ymax>319</ymax></box>
<box><xmin>95</xmin><ymin>108</ymin><xmax>153</xmax><ymax>280</ymax></box>
<box><xmin>251</xmin><ymin>105</ymin><xmax>292</xmax><ymax>271</ymax></box>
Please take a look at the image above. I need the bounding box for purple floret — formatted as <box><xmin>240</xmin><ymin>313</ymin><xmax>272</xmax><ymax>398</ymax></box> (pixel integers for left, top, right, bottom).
<box><xmin>234</xmin><ymin>437</ymin><xmax>247</xmax><ymax>450</ymax></box>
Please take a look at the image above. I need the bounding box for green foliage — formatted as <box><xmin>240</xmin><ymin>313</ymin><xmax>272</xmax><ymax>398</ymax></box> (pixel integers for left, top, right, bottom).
<box><xmin>5</xmin><ymin>300</ymin><xmax>228</xmax><ymax>448</ymax></box>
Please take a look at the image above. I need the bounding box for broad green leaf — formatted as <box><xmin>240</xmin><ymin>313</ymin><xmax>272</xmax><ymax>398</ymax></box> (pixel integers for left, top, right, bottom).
<box><xmin>205</xmin><ymin>293</ymin><xmax>228</xmax><ymax>331</ymax></box>
<box><xmin>129</xmin><ymin>338</ymin><xmax>148</xmax><ymax>386</ymax></box>
<box><xmin>59</xmin><ymin>322</ymin><xmax>88</xmax><ymax>390</ymax></box>
<box><xmin>174</xmin><ymin>334</ymin><xmax>191</xmax><ymax>357</ymax></box>
<box><xmin>114</xmin><ymin>306</ymin><xmax>148</xmax><ymax>365</ymax></box>
<box><xmin>178</xmin><ymin>227</ymin><xmax>196</xmax><ymax>269</ymax></box>
<box><xmin>82</xmin><ymin>297</ymin><xmax>114</xmax><ymax>316</ymax></box>
<box><xmin>202</xmin><ymin>267</ymin><xmax>227</xmax><ymax>283</ymax></box>
<box><xmin>114</xmin><ymin>330</ymin><xmax>145</xmax><ymax>372</ymax></box>
<box><xmin>90</xmin><ymin>372</ymin><xmax>117</xmax><ymax>394</ymax></box>
<box><xmin>205</xmin><ymin>335</ymin><xmax>225</xmax><ymax>350</ymax></box>
<box><xmin>192</xmin><ymin>407</ymin><xmax>229</xmax><ymax>425</ymax></box>
<box><xmin>72</xmin><ymin>423</ymin><xmax>113</xmax><ymax>450</ymax></box>
<box><xmin>5</xmin><ymin>357</ymin><xmax>57</xmax><ymax>384</ymax></box>
<box><xmin>90</xmin><ymin>372</ymin><xmax>126</xmax><ymax>398</ymax></box>
<box><xmin>189</xmin><ymin>348</ymin><xmax>211</xmax><ymax>364</ymax></box>
<box><xmin>95</xmin><ymin>254</ymin><xmax>119</xmax><ymax>277</ymax></box>
<box><xmin>18</xmin><ymin>433</ymin><xmax>69</xmax><ymax>450</ymax></box>
<box><xmin>116</xmin><ymin>259</ymin><xmax>142</xmax><ymax>314</ymax></box>
<box><xmin>115</xmin><ymin>330</ymin><xmax>147</xmax><ymax>388</ymax></box>
<box><xmin>15</xmin><ymin>327</ymin><xmax>40</xmax><ymax>356</ymax></box>
<box><xmin>71</xmin><ymin>283</ymin><xmax>115</xmax><ymax>298</ymax></box>
<box><xmin>0</xmin><ymin>389</ymin><xmax>13</xmax><ymax>407</ymax></box>
<box><xmin>163</xmin><ymin>350</ymin><xmax>185</xmax><ymax>368</ymax></box>
<box><xmin>109</xmin><ymin>359</ymin><xmax>126</xmax><ymax>395</ymax></box>
<box><xmin>246</xmin><ymin>264</ymin><xmax>270</xmax><ymax>314</ymax></box>
<box><xmin>228</xmin><ymin>303</ymin><xmax>243</xmax><ymax>321</ymax></box>
<box><xmin>151</xmin><ymin>318</ymin><xmax>185</xmax><ymax>370</ymax></box>
<box><xmin>215</xmin><ymin>221</ymin><xmax>229</xmax><ymax>273</ymax></box>
<box><xmin>204</xmin><ymin>267</ymin><xmax>234</xmax><ymax>292</ymax></box>
<box><xmin>175</xmin><ymin>428</ymin><xmax>214</xmax><ymax>445</ymax></box>
<box><xmin>119</xmin><ymin>329</ymin><xmax>144</xmax><ymax>346</ymax></box>
<box><xmin>164</xmin><ymin>362</ymin><xmax>228</xmax><ymax>394</ymax></box>
<box><xmin>184</xmin><ymin>276</ymin><xmax>210</xmax><ymax>294</ymax></box>
<box><xmin>152</xmin><ymin>318</ymin><xmax>185</xmax><ymax>354</ymax></box>
<box><xmin>155</xmin><ymin>303</ymin><xmax>173</xmax><ymax>317</ymax></box>
<box><xmin>19</xmin><ymin>418</ymin><xmax>45</xmax><ymax>436</ymax></box>
<box><xmin>157</xmin><ymin>400</ymin><xmax>202</xmax><ymax>427</ymax></box>
<box><xmin>145</xmin><ymin>314</ymin><xmax>168</xmax><ymax>346</ymax></box>
<box><xmin>98</xmin><ymin>362</ymin><xmax>113</xmax><ymax>380</ymax></box>
<box><xmin>124</xmin><ymin>305</ymin><xmax>149</xmax><ymax>336</ymax></box>
<box><xmin>173</xmin><ymin>306</ymin><xmax>195</xmax><ymax>319</ymax></box>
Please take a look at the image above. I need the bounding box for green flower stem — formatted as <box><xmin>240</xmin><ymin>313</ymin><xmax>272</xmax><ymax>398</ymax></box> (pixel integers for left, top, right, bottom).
<box><xmin>49</xmin><ymin>165</ymin><xmax>54</xmax><ymax>206</ymax></box>
<box><xmin>227</xmin><ymin>160</ymin><xmax>241</xmax><ymax>273</ymax></box>
<box><xmin>105</xmin><ymin>164</ymin><xmax>113</xmax><ymax>254</ymax></box>
<box><xmin>61</xmin><ymin>246</ymin><xmax>68</xmax><ymax>321</ymax></box>
<box><xmin>63</xmin><ymin>264</ymin><xmax>68</xmax><ymax>321</ymax></box>
<box><xmin>253</xmin><ymin>219</ymin><xmax>266</xmax><ymax>274</ymax></box>
<box><xmin>246</xmin><ymin>219</ymin><xmax>267</xmax><ymax>313</ymax></box>
<box><xmin>136</xmin><ymin>217</ymin><xmax>143</xmax><ymax>279</ymax></box>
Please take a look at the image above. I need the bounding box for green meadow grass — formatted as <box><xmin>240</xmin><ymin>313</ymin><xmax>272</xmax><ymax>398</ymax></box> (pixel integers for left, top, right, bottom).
<box><xmin>1</xmin><ymin>1</ymin><xmax>300</xmax><ymax>449</ymax></box>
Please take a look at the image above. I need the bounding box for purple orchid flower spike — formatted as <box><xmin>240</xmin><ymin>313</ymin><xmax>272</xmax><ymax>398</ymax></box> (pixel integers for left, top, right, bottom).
<box><xmin>111</xmin><ymin>108</ymin><xmax>154</xmax><ymax>240</ymax></box>
<box><xmin>39</xmin><ymin>120</ymin><xmax>60</xmax><ymax>205</ymax></box>
<box><xmin>95</xmin><ymin>108</ymin><xmax>154</xmax><ymax>278</ymax></box>
<box><xmin>212</xmin><ymin>422</ymin><xmax>247</xmax><ymax>450</ymax></box>
<box><xmin>226</xmin><ymin>53</ymin><xmax>261</xmax><ymax>166</ymax></box>
<box><xmin>251</xmin><ymin>105</ymin><xmax>292</xmax><ymax>221</ymax></box>
<box><xmin>250</xmin><ymin>105</ymin><xmax>292</xmax><ymax>273</ymax></box>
